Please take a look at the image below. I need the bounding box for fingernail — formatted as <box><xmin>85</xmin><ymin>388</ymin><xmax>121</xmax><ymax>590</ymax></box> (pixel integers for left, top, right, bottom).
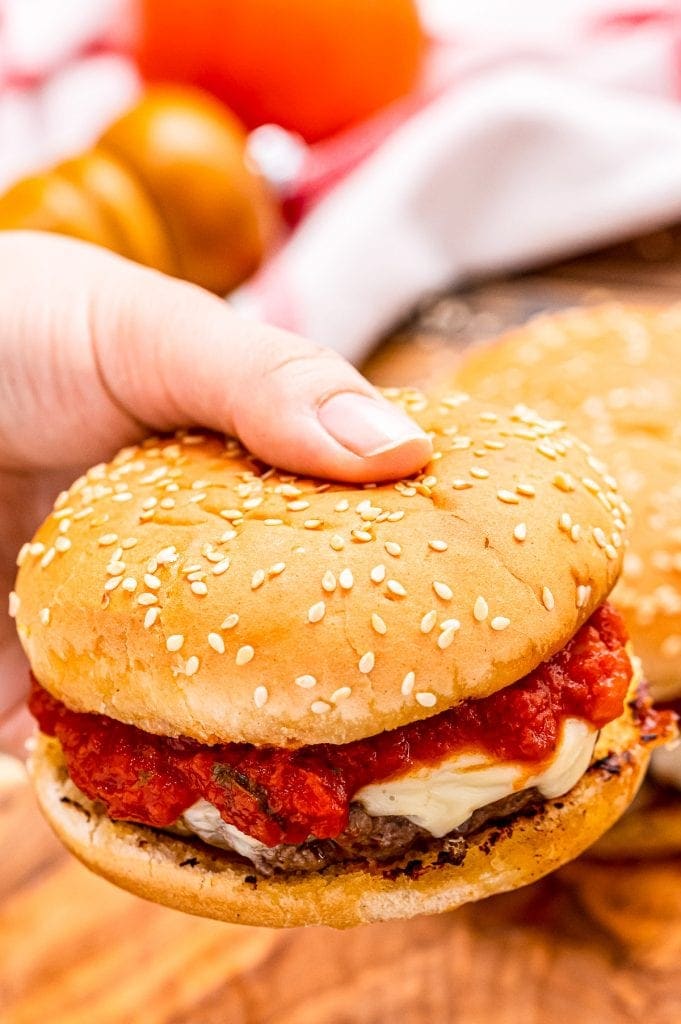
<box><xmin>318</xmin><ymin>392</ymin><xmax>429</xmax><ymax>458</ymax></box>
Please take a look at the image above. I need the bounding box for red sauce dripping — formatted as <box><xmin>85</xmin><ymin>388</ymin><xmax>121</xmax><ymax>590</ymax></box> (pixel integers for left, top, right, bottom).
<box><xmin>30</xmin><ymin>604</ymin><xmax>632</xmax><ymax>846</ymax></box>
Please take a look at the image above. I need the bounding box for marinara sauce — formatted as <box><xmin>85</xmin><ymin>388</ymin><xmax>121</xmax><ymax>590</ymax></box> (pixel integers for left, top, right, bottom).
<box><xmin>30</xmin><ymin>604</ymin><xmax>632</xmax><ymax>846</ymax></box>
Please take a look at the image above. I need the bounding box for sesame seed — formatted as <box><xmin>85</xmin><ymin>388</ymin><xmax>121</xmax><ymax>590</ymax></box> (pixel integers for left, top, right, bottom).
<box><xmin>371</xmin><ymin>613</ymin><xmax>388</xmax><ymax>635</ymax></box>
<box><xmin>370</xmin><ymin>564</ymin><xmax>386</xmax><ymax>584</ymax></box>
<box><xmin>121</xmin><ymin>538</ymin><xmax>138</xmax><ymax>550</ymax></box>
<box><xmin>433</xmin><ymin>581</ymin><xmax>453</xmax><ymax>601</ymax></box>
<box><xmin>159</xmin><ymin>497</ymin><xmax>175</xmax><ymax>510</ymax></box>
<box><xmin>339</xmin><ymin>569</ymin><xmax>354</xmax><ymax>590</ymax></box>
<box><xmin>576</xmin><ymin>584</ymin><xmax>592</xmax><ymax>609</ymax></box>
<box><xmin>98</xmin><ymin>533</ymin><xmax>118</xmax><ymax>546</ymax></box>
<box><xmin>359</xmin><ymin>652</ymin><xmax>375</xmax><ymax>674</ymax></box>
<box><xmin>39</xmin><ymin>607</ymin><xmax>51</xmax><ymax>626</ymax></box>
<box><xmin>156</xmin><ymin>546</ymin><xmax>178</xmax><ymax>564</ymax></box>
<box><xmin>308</xmin><ymin>601</ymin><xmax>326</xmax><ymax>623</ymax></box>
<box><xmin>220</xmin><ymin>530</ymin><xmax>237</xmax><ymax>542</ymax></box>
<box><xmin>452</xmin><ymin>479</ymin><xmax>473</xmax><ymax>490</ymax></box>
<box><xmin>243</xmin><ymin>497</ymin><xmax>262</xmax><ymax>510</ymax></box>
<box><xmin>236</xmin><ymin>645</ymin><xmax>254</xmax><ymax>666</ymax></box>
<box><xmin>8</xmin><ymin>591</ymin><xmax>20</xmax><ymax>618</ymax></box>
<box><xmin>269</xmin><ymin>562</ymin><xmax>286</xmax><ymax>576</ymax></box>
<box><xmin>212</xmin><ymin>558</ymin><xmax>231</xmax><ymax>575</ymax></box>
<box><xmin>420</xmin><ymin>610</ymin><xmax>438</xmax><ymax>634</ymax></box>
<box><xmin>304</xmin><ymin>519</ymin><xmax>323</xmax><ymax>530</ymax></box>
<box><xmin>497</xmin><ymin>490</ymin><xmax>520</xmax><ymax>505</ymax></box>
<box><xmin>351</xmin><ymin>529</ymin><xmax>373</xmax><ymax>543</ymax></box>
<box><xmin>470</xmin><ymin>467</ymin><xmax>489</xmax><ymax>479</ymax></box>
<box><xmin>220</xmin><ymin>509</ymin><xmax>242</xmax><ymax>521</ymax></box>
<box><xmin>593</xmin><ymin>527</ymin><xmax>607</xmax><ymax>549</ymax></box>
<box><xmin>106</xmin><ymin>560</ymin><xmax>126</xmax><ymax>576</ymax></box>
<box><xmin>264</xmin><ymin>518</ymin><xmax>283</xmax><ymax>526</ymax></box>
<box><xmin>29</xmin><ymin>543</ymin><xmax>45</xmax><ymax>556</ymax></box>
<box><xmin>570</xmin><ymin>524</ymin><xmax>581</xmax><ymax>542</ymax></box>
<box><xmin>605</xmin><ymin>544</ymin><xmax>618</xmax><ymax>560</ymax></box>
<box><xmin>185</xmin><ymin>656</ymin><xmax>200</xmax><ymax>677</ymax></box>
<box><xmin>516</xmin><ymin>483</ymin><xmax>536</xmax><ymax>497</ymax></box>
<box><xmin>559</xmin><ymin>512</ymin><xmax>572</xmax><ymax>532</ymax></box>
<box><xmin>388</xmin><ymin>510</ymin><xmax>405</xmax><ymax>522</ymax></box>
<box><xmin>58</xmin><ymin>519</ymin><xmax>71</xmax><ymax>534</ymax></box>
<box><xmin>287</xmin><ymin>499</ymin><xmax>310</xmax><ymax>512</ymax></box>
<box><xmin>16</xmin><ymin>543</ymin><xmax>30</xmax><ymax>567</ymax></box>
<box><xmin>322</xmin><ymin>570</ymin><xmax>337</xmax><ymax>592</ymax></box>
<box><xmin>311</xmin><ymin>700</ymin><xmax>331</xmax><ymax>715</ymax></box>
<box><xmin>473</xmin><ymin>596</ymin><xmax>489</xmax><ymax>622</ymax></box>
<box><xmin>582</xmin><ymin>477</ymin><xmax>601</xmax><ymax>494</ymax></box>
<box><xmin>401</xmin><ymin>671</ymin><xmax>416</xmax><ymax>696</ymax></box>
<box><xmin>438</xmin><ymin>624</ymin><xmax>459</xmax><ymax>649</ymax></box>
<box><xmin>429</xmin><ymin>539</ymin><xmax>448</xmax><ymax>552</ymax></box>
<box><xmin>536</xmin><ymin>443</ymin><xmax>557</xmax><ymax>460</ymax></box>
<box><xmin>385</xmin><ymin>541</ymin><xmax>401</xmax><ymax>557</ymax></box>
<box><xmin>222</xmin><ymin>613</ymin><xmax>240</xmax><ymax>629</ymax></box>
<box><xmin>484</xmin><ymin>440</ymin><xmax>505</xmax><ymax>451</ymax></box>
<box><xmin>278</xmin><ymin>483</ymin><xmax>302</xmax><ymax>497</ymax></box>
<box><xmin>334</xmin><ymin>499</ymin><xmax>350</xmax><ymax>512</ymax></box>
<box><xmin>542</xmin><ymin>587</ymin><xmax>555</xmax><ymax>611</ymax></box>
<box><xmin>331</xmin><ymin>687</ymin><xmax>352</xmax><ymax>703</ymax></box>
<box><xmin>143</xmin><ymin>607</ymin><xmax>159</xmax><ymax>629</ymax></box>
<box><xmin>513</xmin><ymin>523</ymin><xmax>527</xmax><ymax>542</ymax></box>
<box><xmin>491</xmin><ymin>616</ymin><xmax>511</xmax><ymax>631</ymax></box>
<box><xmin>416</xmin><ymin>692</ymin><xmax>437</xmax><ymax>708</ymax></box>
<box><xmin>251</xmin><ymin>569</ymin><xmax>266</xmax><ymax>590</ymax></box>
<box><xmin>166</xmin><ymin>635</ymin><xmax>185</xmax><ymax>652</ymax></box>
<box><xmin>188</xmin><ymin>492</ymin><xmax>207</xmax><ymax>504</ymax></box>
<box><xmin>137</xmin><ymin>592</ymin><xmax>158</xmax><ymax>606</ymax></box>
<box><xmin>54</xmin><ymin>536</ymin><xmax>71</xmax><ymax>553</ymax></box>
<box><xmin>112</xmin><ymin>492</ymin><xmax>133</xmax><ymax>503</ymax></box>
<box><xmin>191</xmin><ymin>581</ymin><xmax>209</xmax><ymax>596</ymax></box>
<box><xmin>253</xmin><ymin>686</ymin><xmax>268</xmax><ymax>708</ymax></box>
<box><xmin>553</xmin><ymin>472</ymin><xmax>575</xmax><ymax>493</ymax></box>
<box><xmin>330</xmin><ymin>535</ymin><xmax>345</xmax><ymax>551</ymax></box>
<box><xmin>104</xmin><ymin>576</ymin><xmax>123</xmax><ymax>592</ymax></box>
<box><xmin>387</xmin><ymin>579</ymin><xmax>407</xmax><ymax>597</ymax></box>
<box><xmin>144</xmin><ymin>573</ymin><xmax>161</xmax><ymax>590</ymax></box>
<box><xmin>295</xmin><ymin>674</ymin><xmax>317</xmax><ymax>689</ymax></box>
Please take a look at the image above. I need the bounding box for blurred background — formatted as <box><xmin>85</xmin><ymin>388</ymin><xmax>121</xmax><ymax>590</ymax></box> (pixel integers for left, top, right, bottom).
<box><xmin>2</xmin><ymin>1</ymin><xmax>681</xmax><ymax>1022</ymax></box>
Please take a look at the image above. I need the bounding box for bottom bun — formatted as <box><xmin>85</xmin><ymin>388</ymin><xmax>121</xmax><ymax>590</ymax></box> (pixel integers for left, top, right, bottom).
<box><xmin>587</xmin><ymin>780</ymin><xmax>681</xmax><ymax>860</ymax></box>
<box><xmin>28</xmin><ymin>688</ymin><xmax>657</xmax><ymax>929</ymax></box>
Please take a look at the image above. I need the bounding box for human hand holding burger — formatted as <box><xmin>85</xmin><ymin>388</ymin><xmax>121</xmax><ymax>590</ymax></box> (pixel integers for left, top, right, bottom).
<box><xmin>3</xmin><ymin>234</ymin><xmax>674</xmax><ymax>927</ymax></box>
<box><xmin>0</xmin><ymin>231</ymin><xmax>432</xmax><ymax>755</ymax></box>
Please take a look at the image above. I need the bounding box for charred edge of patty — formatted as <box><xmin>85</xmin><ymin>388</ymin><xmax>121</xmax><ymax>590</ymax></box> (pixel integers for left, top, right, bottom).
<box><xmin>54</xmin><ymin>749</ymin><xmax>633</xmax><ymax>884</ymax></box>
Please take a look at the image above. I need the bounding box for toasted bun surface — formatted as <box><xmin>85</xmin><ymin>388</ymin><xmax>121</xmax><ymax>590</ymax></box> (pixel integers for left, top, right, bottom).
<box><xmin>29</xmin><ymin>680</ymin><xmax>650</xmax><ymax>928</ymax></box>
<box><xmin>14</xmin><ymin>393</ymin><xmax>627</xmax><ymax>746</ymax></box>
<box><xmin>455</xmin><ymin>304</ymin><xmax>681</xmax><ymax>703</ymax></box>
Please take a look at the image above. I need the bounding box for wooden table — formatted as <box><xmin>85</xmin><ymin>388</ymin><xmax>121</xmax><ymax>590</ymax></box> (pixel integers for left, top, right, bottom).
<box><xmin>3</xmin><ymin>227</ymin><xmax>681</xmax><ymax>1024</ymax></box>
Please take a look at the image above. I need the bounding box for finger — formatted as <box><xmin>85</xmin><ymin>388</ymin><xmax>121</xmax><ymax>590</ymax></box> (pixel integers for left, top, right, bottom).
<box><xmin>0</xmin><ymin>233</ymin><xmax>432</xmax><ymax>481</ymax></box>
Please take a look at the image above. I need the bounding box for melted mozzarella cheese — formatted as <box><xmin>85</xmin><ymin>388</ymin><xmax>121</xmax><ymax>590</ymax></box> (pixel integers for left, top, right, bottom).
<box><xmin>181</xmin><ymin>799</ymin><xmax>270</xmax><ymax>859</ymax></box>
<box><xmin>178</xmin><ymin>718</ymin><xmax>597</xmax><ymax>858</ymax></box>
<box><xmin>355</xmin><ymin>718</ymin><xmax>597</xmax><ymax>837</ymax></box>
<box><xmin>650</xmin><ymin>740</ymin><xmax>681</xmax><ymax>791</ymax></box>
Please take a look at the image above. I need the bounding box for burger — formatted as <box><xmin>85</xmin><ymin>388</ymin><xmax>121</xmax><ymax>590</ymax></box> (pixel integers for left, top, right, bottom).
<box><xmin>455</xmin><ymin>304</ymin><xmax>681</xmax><ymax>857</ymax></box>
<box><xmin>11</xmin><ymin>391</ymin><xmax>669</xmax><ymax>927</ymax></box>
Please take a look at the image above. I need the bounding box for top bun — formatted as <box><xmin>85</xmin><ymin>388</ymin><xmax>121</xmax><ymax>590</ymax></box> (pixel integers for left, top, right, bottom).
<box><xmin>14</xmin><ymin>392</ymin><xmax>627</xmax><ymax>746</ymax></box>
<box><xmin>455</xmin><ymin>303</ymin><xmax>681</xmax><ymax>701</ymax></box>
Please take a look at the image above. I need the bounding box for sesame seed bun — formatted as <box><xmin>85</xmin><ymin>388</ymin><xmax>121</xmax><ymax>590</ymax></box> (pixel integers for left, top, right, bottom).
<box><xmin>29</xmin><ymin>666</ymin><xmax>651</xmax><ymax>928</ymax></box>
<box><xmin>14</xmin><ymin>395</ymin><xmax>628</xmax><ymax>747</ymax></box>
<box><xmin>454</xmin><ymin>304</ymin><xmax>681</xmax><ymax>705</ymax></box>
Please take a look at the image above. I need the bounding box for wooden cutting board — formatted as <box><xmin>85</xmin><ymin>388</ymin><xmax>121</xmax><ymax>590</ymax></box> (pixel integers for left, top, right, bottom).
<box><xmin>3</xmin><ymin>227</ymin><xmax>681</xmax><ymax>1024</ymax></box>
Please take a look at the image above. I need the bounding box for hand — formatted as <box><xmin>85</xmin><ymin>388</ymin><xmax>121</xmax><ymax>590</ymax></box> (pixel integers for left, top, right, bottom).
<box><xmin>0</xmin><ymin>232</ymin><xmax>431</xmax><ymax>755</ymax></box>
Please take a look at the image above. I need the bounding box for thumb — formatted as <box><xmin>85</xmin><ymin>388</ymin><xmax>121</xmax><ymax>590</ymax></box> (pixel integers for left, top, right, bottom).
<box><xmin>1</xmin><ymin>233</ymin><xmax>432</xmax><ymax>482</ymax></box>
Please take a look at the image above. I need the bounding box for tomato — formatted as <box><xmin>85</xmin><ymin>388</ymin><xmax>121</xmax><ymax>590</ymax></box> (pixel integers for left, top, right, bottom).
<box><xmin>134</xmin><ymin>0</ymin><xmax>425</xmax><ymax>143</ymax></box>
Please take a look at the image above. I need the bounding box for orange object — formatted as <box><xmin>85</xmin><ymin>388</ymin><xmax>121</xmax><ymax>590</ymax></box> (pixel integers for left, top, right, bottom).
<box><xmin>134</xmin><ymin>0</ymin><xmax>425</xmax><ymax>143</ymax></box>
<box><xmin>0</xmin><ymin>88</ymin><xmax>280</xmax><ymax>294</ymax></box>
<box><xmin>99</xmin><ymin>88</ymin><xmax>278</xmax><ymax>294</ymax></box>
